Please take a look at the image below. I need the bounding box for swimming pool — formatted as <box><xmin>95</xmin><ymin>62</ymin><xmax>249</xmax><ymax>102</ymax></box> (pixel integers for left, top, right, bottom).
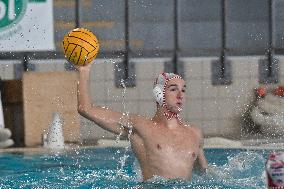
<box><xmin>0</xmin><ymin>147</ymin><xmax>270</xmax><ymax>189</ymax></box>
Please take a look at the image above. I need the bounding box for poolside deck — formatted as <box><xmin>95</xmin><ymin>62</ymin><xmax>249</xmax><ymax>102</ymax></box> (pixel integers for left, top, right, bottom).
<box><xmin>0</xmin><ymin>137</ymin><xmax>284</xmax><ymax>154</ymax></box>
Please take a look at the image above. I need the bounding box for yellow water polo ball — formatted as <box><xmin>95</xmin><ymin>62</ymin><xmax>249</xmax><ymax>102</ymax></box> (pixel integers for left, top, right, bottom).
<box><xmin>62</xmin><ymin>28</ymin><xmax>99</xmax><ymax>66</ymax></box>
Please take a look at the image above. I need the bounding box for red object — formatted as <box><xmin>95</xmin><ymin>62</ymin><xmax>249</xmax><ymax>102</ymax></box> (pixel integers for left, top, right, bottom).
<box><xmin>274</xmin><ymin>86</ymin><xmax>284</xmax><ymax>97</ymax></box>
<box><xmin>256</xmin><ymin>87</ymin><xmax>266</xmax><ymax>98</ymax></box>
<box><xmin>266</xmin><ymin>152</ymin><xmax>284</xmax><ymax>189</ymax></box>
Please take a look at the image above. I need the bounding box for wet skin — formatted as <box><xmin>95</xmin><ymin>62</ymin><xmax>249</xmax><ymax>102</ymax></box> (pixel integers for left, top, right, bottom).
<box><xmin>131</xmin><ymin>121</ymin><xmax>205</xmax><ymax>180</ymax></box>
<box><xmin>130</xmin><ymin>78</ymin><xmax>207</xmax><ymax>180</ymax></box>
<box><xmin>77</xmin><ymin>65</ymin><xmax>208</xmax><ymax>181</ymax></box>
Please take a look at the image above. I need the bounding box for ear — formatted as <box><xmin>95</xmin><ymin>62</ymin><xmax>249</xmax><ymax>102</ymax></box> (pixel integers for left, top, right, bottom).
<box><xmin>153</xmin><ymin>86</ymin><xmax>163</xmax><ymax>106</ymax></box>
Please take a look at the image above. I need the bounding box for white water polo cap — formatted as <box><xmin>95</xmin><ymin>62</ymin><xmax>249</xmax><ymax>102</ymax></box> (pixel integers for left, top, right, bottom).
<box><xmin>153</xmin><ymin>72</ymin><xmax>183</xmax><ymax>106</ymax></box>
<box><xmin>266</xmin><ymin>152</ymin><xmax>284</xmax><ymax>188</ymax></box>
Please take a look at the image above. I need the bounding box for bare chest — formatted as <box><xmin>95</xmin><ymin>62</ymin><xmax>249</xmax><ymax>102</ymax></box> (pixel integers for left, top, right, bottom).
<box><xmin>146</xmin><ymin>128</ymin><xmax>200</xmax><ymax>160</ymax></box>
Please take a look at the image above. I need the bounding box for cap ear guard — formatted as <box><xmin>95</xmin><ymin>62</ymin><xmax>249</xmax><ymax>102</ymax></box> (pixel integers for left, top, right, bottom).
<box><xmin>153</xmin><ymin>85</ymin><xmax>163</xmax><ymax>106</ymax></box>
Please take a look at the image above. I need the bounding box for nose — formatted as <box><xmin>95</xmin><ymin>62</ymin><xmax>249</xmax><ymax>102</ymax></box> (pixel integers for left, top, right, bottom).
<box><xmin>177</xmin><ymin>91</ymin><xmax>184</xmax><ymax>100</ymax></box>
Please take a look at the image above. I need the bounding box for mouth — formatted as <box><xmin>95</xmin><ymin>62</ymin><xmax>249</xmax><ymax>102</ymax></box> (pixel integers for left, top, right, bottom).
<box><xmin>177</xmin><ymin>102</ymin><xmax>183</xmax><ymax>107</ymax></box>
<box><xmin>176</xmin><ymin>103</ymin><xmax>183</xmax><ymax>112</ymax></box>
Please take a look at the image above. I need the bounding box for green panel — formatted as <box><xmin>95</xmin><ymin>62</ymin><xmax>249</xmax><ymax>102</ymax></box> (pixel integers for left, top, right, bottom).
<box><xmin>29</xmin><ymin>0</ymin><xmax>46</xmax><ymax>2</ymax></box>
<box><xmin>0</xmin><ymin>0</ymin><xmax>27</xmax><ymax>31</ymax></box>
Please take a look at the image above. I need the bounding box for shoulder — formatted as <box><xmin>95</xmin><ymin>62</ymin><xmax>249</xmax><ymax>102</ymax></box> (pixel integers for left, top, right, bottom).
<box><xmin>130</xmin><ymin>113</ymin><xmax>152</xmax><ymax>125</ymax></box>
<box><xmin>184</xmin><ymin>123</ymin><xmax>204</xmax><ymax>137</ymax></box>
<box><xmin>129</xmin><ymin>113</ymin><xmax>157</xmax><ymax>132</ymax></box>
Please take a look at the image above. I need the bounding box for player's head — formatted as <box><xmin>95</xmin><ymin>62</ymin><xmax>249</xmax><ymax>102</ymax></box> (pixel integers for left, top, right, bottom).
<box><xmin>153</xmin><ymin>73</ymin><xmax>185</xmax><ymax>122</ymax></box>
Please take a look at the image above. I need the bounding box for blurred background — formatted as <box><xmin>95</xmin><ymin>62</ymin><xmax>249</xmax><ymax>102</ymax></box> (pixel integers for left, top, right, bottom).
<box><xmin>1</xmin><ymin>0</ymin><xmax>284</xmax><ymax>147</ymax></box>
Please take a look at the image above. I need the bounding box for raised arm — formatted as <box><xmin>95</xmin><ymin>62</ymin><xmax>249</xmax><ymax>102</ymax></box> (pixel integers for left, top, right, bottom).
<box><xmin>77</xmin><ymin>64</ymin><xmax>129</xmax><ymax>135</ymax></box>
<box><xmin>77</xmin><ymin>63</ymin><xmax>154</xmax><ymax>140</ymax></box>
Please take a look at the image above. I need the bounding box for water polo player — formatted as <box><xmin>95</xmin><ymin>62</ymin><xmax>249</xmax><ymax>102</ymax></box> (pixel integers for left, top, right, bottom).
<box><xmin>76</xmin><ymin>64</ymin><xmax>208</xmax><ymax>181</ymax></box>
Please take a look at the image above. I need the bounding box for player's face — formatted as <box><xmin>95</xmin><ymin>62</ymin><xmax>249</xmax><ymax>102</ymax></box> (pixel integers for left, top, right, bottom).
<box><xmin>164</xmin><ymin>78</ymin><xmax>186</xmax><ymax>113</ymax></box>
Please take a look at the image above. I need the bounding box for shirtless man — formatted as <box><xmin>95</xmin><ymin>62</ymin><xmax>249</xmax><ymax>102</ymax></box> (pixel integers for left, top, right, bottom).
<box><xmin>77</xmin><ymin>63</ymin><xmax>208</xmax><ymax>181</ymax></box>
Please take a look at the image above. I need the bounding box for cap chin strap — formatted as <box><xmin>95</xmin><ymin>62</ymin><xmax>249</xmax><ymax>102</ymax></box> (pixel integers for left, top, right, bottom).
<box><xmin>162</xmin><ymin>103</ymin><xmax>183</xmax><ymax>124</ymax></box>
<box><xmin>163</xmin><ymin>111</ymin><xmax>182</xmax><ymax>124</ymax></box>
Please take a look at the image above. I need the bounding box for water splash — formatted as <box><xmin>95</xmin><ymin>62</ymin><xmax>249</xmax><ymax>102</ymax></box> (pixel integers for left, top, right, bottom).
<box><xmin>191</xmin><ymin>151</ymin><xmax>267</xmax><ymax>189</ymax></box>
<box><xmin>44</xmin><ymin>112</ymin><xmax>65</xmax><ymax>150</ymax></box>
<box><xmin>0</xmin><ymin>148</ymin><xmax>269</xmax><ymax>189</ymax></box>
<box><xmin>114</xmin><ymin>78</ymin><xmax>134</xmax><ymax>179</ymax></box>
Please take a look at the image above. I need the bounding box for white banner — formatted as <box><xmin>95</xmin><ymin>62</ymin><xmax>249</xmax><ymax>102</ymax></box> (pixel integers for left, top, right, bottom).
<box><xmin>0</xmin><ymin>0</ymin><xmax>54</xmax><ymax>52</ymax></box>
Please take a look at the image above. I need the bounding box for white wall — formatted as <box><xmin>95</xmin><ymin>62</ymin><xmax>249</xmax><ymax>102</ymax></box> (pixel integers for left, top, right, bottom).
<box><xmin>1</xmin><ymin>56</ymin><xmax>283</xmax><ymax>142</ymax></box>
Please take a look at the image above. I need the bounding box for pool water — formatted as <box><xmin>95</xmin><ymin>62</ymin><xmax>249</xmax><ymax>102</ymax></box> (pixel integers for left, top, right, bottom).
<box><xmin>0</xmin><ymin>147</ymin><xmax>271</xmax><ymax>189</ymax></box>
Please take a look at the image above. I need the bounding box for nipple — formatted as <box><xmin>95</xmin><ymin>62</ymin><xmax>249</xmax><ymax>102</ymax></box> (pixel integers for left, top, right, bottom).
<box><xmin>192</xmin><ymin>152</ymin><xmax>196</xmax><ymax>159</ymax></box>
<box><xmin>187</xmin><ymin>151</ymin><xmax>197</xmax><ymax>160</ymax></box>
<box><xmin>157</xmin><ymin>144</ymin><xmax>161</xmax><ymax>150</ymax></box>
